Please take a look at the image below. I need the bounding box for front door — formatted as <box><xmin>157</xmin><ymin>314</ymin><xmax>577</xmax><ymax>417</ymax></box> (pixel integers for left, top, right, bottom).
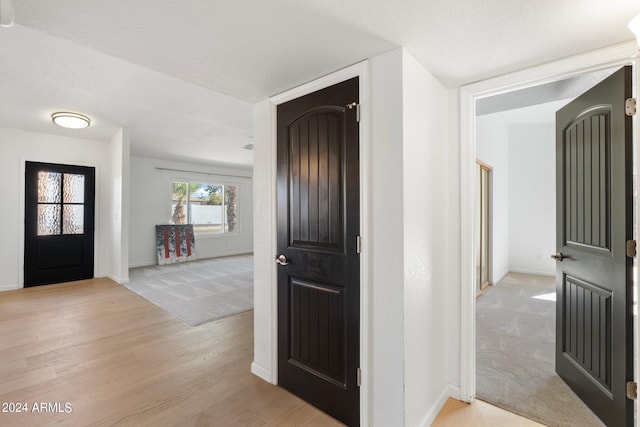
<box><xmin>555</xmin><ymin>66</ymin><xmax>633</xmax><ymax>426</ymax></box>
<box><xmin>24</xmin><ymin>162</ymin><xmax>95</xmax><ymax>287</ymax></box>
<box><xmin>276</xmin><ymin>77</ymin><xmax>360</xmax><ymax>425</ymax></box>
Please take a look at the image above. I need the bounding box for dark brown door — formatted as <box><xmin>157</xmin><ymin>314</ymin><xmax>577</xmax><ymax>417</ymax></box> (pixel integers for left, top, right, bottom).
<box><xmin>25</xmin><ymin>162</ymin><xmax>95</xmax><ymax>287</ymax></box>
<box><xmin>277</xmin><ymin>77</ymin><xmax>360</xmax><ymax>426</ymax></box>
<box><xmin>555</xmin><ymin>66</ymin><xmax>633</xmax><ymax>426</ymax></box>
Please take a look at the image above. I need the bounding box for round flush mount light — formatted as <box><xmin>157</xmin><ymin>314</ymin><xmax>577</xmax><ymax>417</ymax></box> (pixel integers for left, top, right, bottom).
<box><xmin>51</xmin><ymin>112</ymin><xmax>91</xmax><ymax>129</ymax></box>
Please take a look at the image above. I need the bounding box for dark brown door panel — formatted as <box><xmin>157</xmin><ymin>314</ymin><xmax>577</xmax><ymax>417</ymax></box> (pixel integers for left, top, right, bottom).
<box><xmin>555</xmin><ymin>66</ymin><xmax>632</xmax><ymax>426</ymax></box>
<box><xmin>277</xmin><ymin>77</ymin><xmax>360</xmax><ymax>426</ymax></box>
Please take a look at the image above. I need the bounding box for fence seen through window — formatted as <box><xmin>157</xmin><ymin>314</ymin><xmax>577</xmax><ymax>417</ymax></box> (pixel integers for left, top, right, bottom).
<box><xmin>171</xmin><ymin>182</ymin><xmax>238</xmax><ymax>234</ymax></box>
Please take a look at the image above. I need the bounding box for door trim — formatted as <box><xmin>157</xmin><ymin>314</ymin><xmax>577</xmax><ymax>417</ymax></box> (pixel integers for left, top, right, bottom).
<box><xmin>17</xmin><ymin>157</ymin><xmax>101</xmax><ymax>289</ymax></box>
<box><xmin>459</xmin><ymin>40</ymin><xmax>640</xmax><ymax>404</ymax></box>
<box><xmin>251</xmin><ymin>61</ymin><xmax>371</xmax><ymax>426</ymax></box>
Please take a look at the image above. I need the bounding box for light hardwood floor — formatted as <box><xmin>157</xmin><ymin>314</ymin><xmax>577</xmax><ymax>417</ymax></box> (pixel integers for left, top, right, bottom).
<box><xmin>0</xmin><ymin>277</ymin><xmax>543</xmax><ymax>426</ymax></box>
<box><xmin>432</xmin><ymin>398</ymin><xmax>545</xmax><ymax>427</ymax></box>
<box><xmin>0</xmin><ymin>278</ymin><xmax>342</xmax><ymax>427</ymax></box>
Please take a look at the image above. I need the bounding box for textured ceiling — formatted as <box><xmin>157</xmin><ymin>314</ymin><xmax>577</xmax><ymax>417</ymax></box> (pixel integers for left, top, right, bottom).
<box><xmin>2</xmin><ymin>0</ymin><xmax>640</xmax><ymax>166</ymax></box>
<box><xmin>13</xmin><ymin>0</ymin><xmax>397</xmax><ymax>102</ymax></box>
<box><xmin>0</xmin><ymin>25</ymin><xmax>254</xmax><ymax>166</ymax></box>
<box><xmin>13</xmin><ymin>0</ymin><xmax>640</xmax><ymax>101</ymax></box>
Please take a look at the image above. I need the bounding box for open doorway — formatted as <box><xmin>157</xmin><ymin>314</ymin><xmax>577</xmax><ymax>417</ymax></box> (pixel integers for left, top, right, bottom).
<box><xmin>459</xmin><ymin>44</ymin><xmax>640</xmax><ymax>427</ymax></box>
<box><xmin>473</xmin><ymin>68</ymin><xmax>622</xmax><ymax>427</ymax></box>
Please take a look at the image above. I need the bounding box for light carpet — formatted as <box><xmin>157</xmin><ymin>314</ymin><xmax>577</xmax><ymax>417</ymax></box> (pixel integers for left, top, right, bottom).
<box><xmin>476</xmin><ymin>272</ymin><xmax>604</xmax><ymax>427</ymax></box>
<box><xmin>126</xmin><ymin>254</ymin><xmax>253</xmax><ymax>326</ymax></box>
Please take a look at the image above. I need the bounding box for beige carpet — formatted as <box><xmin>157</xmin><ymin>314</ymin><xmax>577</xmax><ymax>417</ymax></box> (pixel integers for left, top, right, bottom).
<box><xmin>476</xmin><ymin>272</ymin><xmax>604</xmax><ymax>427</ymax></box>
<box><xmin>126</xmin><ymin>254</ymin><xmax>253</xmax><ymax>326</ymax></box>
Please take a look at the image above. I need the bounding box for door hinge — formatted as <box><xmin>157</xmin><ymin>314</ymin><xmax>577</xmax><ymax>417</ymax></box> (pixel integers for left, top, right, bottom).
<box><xmin>357</xmin><ymin>367</ymin><xmax>362</xmax><ymax>387</ymax></box>
<box><xmin>627</xmin><ymin>381</ymin><xmax>637</xmax><ymax>400</ymax></box>
<box><xmin>625</xmin><ymin>98</ymin><xmax>637</xmax><ymax>116</ymax></box>
<box><xmin>346</xmin><ymin>102</ymin><xmax>360</xmax><ymax>122</ymax></box>
<box><xmin>626</xmin><ymin>240</ymin><xmax>636</xmax><ymax>258</ymax></box>
<box><xmin>356</xmin><ymin>235</ymin><xmax>362</xmax><ymax>254</ymax></box>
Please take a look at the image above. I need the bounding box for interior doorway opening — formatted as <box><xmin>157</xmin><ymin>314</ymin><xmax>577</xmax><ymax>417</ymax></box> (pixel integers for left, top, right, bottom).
<box><xmin>472</xmin><ymin>66</ymin><xmax>631</xmax><ymax>426</ymax></box>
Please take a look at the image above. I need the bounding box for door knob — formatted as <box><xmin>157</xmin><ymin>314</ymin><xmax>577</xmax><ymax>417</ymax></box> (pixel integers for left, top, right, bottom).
<box><xmin>551</xmin><ymin>252</ymin><xmax>565</xmax><ymax>262</ymax></box>
<box><xmin>276</xmin><ymin>254</ymin><xmax>289</xmax><ymax>265</ymax></box>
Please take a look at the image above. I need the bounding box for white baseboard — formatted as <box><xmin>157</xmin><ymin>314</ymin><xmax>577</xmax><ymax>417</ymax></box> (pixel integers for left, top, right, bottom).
<box><xmin>99</xmin><ymin>273</ymin><xmax>129</xmax><ymax>285</ymax></box>
<box><xmin>446</xmin><ymin>384</ymin><xmax>462</xmax><ymax>400</ymax></box>
<box><xmin>251</xmin><ymin>361</ymin><xmax>275</xmax><ymax>384</ymax></box>
<box><xmin>129</xmin><ymin>252</ymin><xmax>254</xmax><ymax>269</ymax></box>
<box><xmin>129</xmin><ymin>261</ymin><xmax>152</xmax><ymax>268</ymax></box>
<box><xmin>0</xmin><ymin>283</ymin><xmax>21</xmax><ymax>292</ymax></box>
<box><xmin>417</xmin><ymin>384</ymin><xmax>461</xmax><ymax>427</ymax></box>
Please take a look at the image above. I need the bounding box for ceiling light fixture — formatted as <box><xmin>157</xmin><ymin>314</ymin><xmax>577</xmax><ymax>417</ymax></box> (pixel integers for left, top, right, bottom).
<box><xmin>0</xmin><ymin>0</ymin><xmax>15</xmax><ymax>27</ymax></box>
<box><xmin>629</xmin><ymin>15</ymin><xmax>640</xmax><ymax>47</ymax></box>
<box><xmin>51</xmin><ymin>112</ymin><xmax>91</xmax><ymax>129</ymax></box>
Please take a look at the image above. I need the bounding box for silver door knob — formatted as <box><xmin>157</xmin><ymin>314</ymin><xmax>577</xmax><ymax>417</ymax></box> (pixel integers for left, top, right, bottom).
<box><xmin>551</xmin><ymin>252</ymin><xmax>565</xmax><ymax>262</ymax></box>
<box><xmin>276</xmin><ymin>254</ymin><xmax>289</xmax><ymax>265</ymax></box>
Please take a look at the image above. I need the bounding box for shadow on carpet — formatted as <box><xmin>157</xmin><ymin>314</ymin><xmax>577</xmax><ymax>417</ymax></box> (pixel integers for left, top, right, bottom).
<box><xmin>126</xmin><ymin>254</ymin><xmax>253</xmax><ymax>326</ymax></box>
<box><xmin>476</xmin><ymin>272</ymin><xmax>604</xmax><ymax>427</ymax></box>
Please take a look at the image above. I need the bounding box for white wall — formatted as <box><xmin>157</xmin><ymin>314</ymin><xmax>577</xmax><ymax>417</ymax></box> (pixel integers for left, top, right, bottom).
<box><xmin>476</xmin><ymin>103</ymin><xmax>560</xmax><ymax>280</ymax></box>
<box><xmin>0</xmin><ymin>126</ymin><xmax>113</xmax><ymax>290</ymax></box>
<box><xmin>251</xmin><ymin>98</ymin><xmax>276</xmax><ymax>383</ymax></box>
<box><xmin>401</xmin><ymin>50</ymin><xmax>450</xmax><ymax>426</ymax></box>
<box><xmin>508</xmin><ymin>123</ymin><xmax>556</xmax><ymax>275</ymax></box>
<box><xmin>446</xmin><ymin>88</ymin><xmax>462</xmax><ymax>393</ymax></box>
<box><xmin>108</xmin><ymin>129</ymin><xmax>130</xmax><ymax>283</ymax></box>
<box><xmin>128</xmin><ymin>156</ymin><xmax>253</xmax><ymax>267</ymax></box>
<box><xmin>368</xmin><ymin>49</ymin><xmax>406</xmax><ymax>425</ymax></box>
<box><xmin>476</xmin><ymin>113</ymin><xmax>510</xmax><ymax>283</ymax></box>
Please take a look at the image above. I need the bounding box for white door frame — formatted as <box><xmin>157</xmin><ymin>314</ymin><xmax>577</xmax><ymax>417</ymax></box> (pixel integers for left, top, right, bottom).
<box><xmin>459</xmin><ymin>41</ymin><xmax>640</xmax><ymax>411</ymax></box>
<box><xmin>263</xmin><ymin>61</ymin><xmax>371</xmax><ymax>426</ymax></box>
